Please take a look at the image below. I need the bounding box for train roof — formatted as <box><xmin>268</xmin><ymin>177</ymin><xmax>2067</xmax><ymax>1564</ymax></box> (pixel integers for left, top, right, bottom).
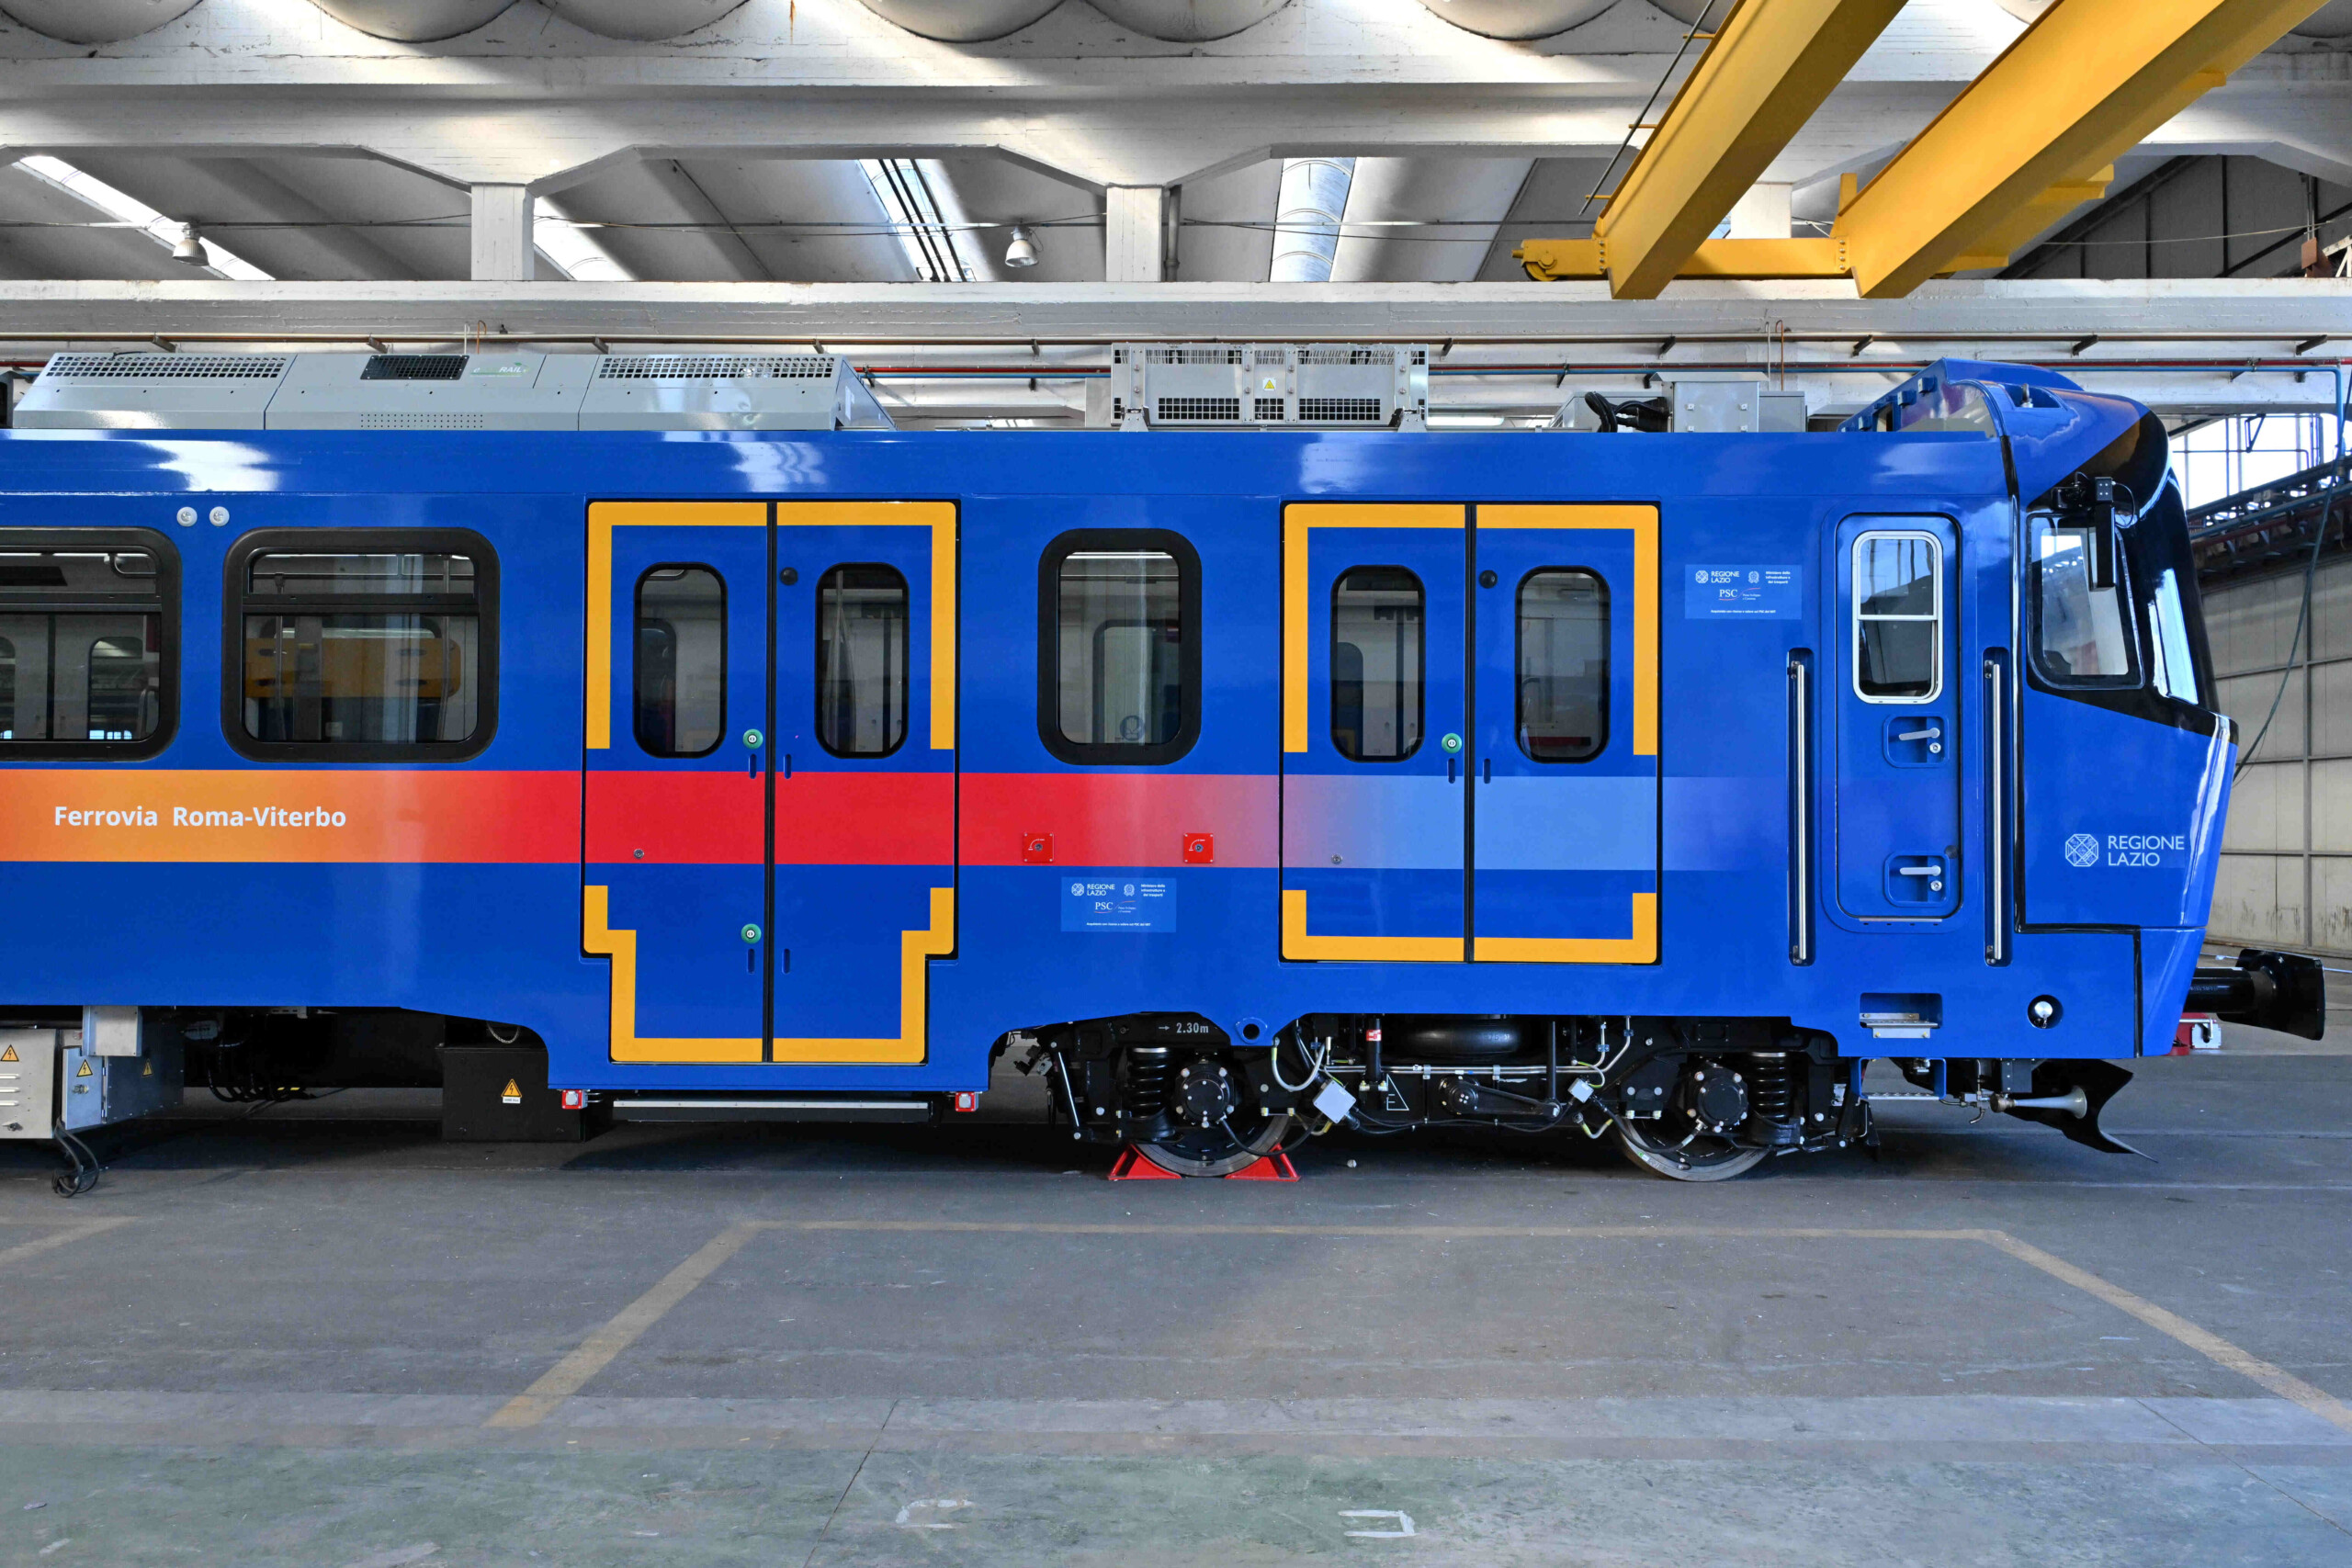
<box><xmin>0</xmin><ymin>355</ymin><xmax>2150</xmax><ymax>513</ymax></box>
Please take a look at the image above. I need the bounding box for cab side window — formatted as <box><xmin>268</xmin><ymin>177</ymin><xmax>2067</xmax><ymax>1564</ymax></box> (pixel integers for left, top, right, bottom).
<box><xmin>2028</xmin><ymin>513</ymin><xmax>2137</xmax><ymax>687</ymax></box>
<box><xmin>1852</xmin><ymin>531</ymin><xmax>1942</xmax><ymax>702</ymax></box>
<box><xmin>0</xmin><ymin>530</ymin><xmax>175</xmax><ymax>759</ymax></box>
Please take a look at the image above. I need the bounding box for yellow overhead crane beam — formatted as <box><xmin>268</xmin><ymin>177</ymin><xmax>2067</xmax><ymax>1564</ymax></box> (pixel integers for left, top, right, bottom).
<box><xmin>1582</xmin><ymin>0</ymin><xmax>1908</xmax><ymax>299</ymax></box>
<box><xmin>1837</xmin><ymin>0</ymin><xmax>2328</xmax><ymax>295</ymax></box>
<box><xmin>1516</xmin><ymin>0</ymin><xmax>2330</xmax><ymax>296</ymax></box>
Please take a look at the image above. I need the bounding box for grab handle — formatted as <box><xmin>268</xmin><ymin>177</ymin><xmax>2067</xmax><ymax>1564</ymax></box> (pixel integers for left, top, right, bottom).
<box><xmin>1788</xmin><ymin>651</ymin><xmax>1814</xmax><ymax>965</ymax></box>
<box><xmin>1984</xmin><ymin>654</ymin><xmax>2010</xmax><ymax>965</ymax></box>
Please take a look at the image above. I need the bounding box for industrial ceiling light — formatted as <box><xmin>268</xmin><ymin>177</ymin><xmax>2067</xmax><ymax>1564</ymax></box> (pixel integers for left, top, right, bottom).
<box><xmin>1003</xmin><ymin>225</ymin><xmax>1038</xmax><ymax>269</ymax></box>
<box><xmin>169</xmin><ymin>223</ymin><xmax>210</xmax><ymax>267</ymax></box>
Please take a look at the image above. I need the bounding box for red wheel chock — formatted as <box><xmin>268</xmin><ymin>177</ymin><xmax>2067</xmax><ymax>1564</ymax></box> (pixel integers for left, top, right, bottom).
<box><xmin>1107</xmin><ymin>1145</ymin><xmax>1183</xmax><ymax>1180</ymax></box>
<box><xmin>1107</xmin><ymin>1145</ymin><xmax>1299</xmax><ymax>1181</ymax></box>
<box><xmin>1225</xmin><ymin>1146</ymin><xmax>1299</xmax><ymax>1182</ymax></box>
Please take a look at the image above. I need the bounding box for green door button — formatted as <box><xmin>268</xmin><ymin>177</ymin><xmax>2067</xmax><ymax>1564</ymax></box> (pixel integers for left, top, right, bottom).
<box><xmin>1441</xmin><ymin>732</ymin><xmax>1463</xmax><ymax>754</ymax></box>
<box><xmin>741</xmin><ymin>923</ymin><xmax>763</xmax><ymax>944</ymax></box>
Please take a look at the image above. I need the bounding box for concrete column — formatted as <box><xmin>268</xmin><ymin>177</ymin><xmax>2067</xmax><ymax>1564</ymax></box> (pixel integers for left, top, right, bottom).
<box><xmin>470</xmin><ymin>184</ymin><xmax>535</xmax><ymax>281</ymax></box>
<box><xmin>1728</xmin><ymin>182</ymin><xmax>1792</xmax><ymax>240</ymax></box>
<box><xmin>1102</xmin><ymin>186</ymin><xmax>1168</xmax><ymax>283</ymax></box>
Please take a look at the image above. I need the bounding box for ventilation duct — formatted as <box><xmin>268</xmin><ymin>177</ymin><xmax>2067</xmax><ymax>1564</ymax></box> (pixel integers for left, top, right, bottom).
<box><xmin>1412</xmin><ymin>0</ymin><xmax>1618</xmax><ymax>38</ymax></box>
<box><xmin>308</xmin><ymin>1</ymin><xmax>516</xmax><ymax>40</ymax></box>
<box><xmin>856</xmin><ymin>0</ymin><xmax>1065</xmax><ymax>39</ymax></box>
<box><xmin>540</xmin><ymin>0</ymin><xmax>745</xmax><ymax>39</ymax></box>
<box><xmin>1329</xmin><ymin>157</ymin><xmax>1535</xmax><ymax>282</ymax></box>
<box><xmin>1088</xmin><ymin>0</ymin><xmax>1288</xmax><ymax>41</ymax></box>
<box><xmin>0</xmin><ymin>0</ymin><xmax>204</xmax><ymax>43</ymax></box>
<box><xmin>1645</xmin><ymin>0</ymin><xmax>1735</xmax><ymax>24</ymax></box>
<box><xmin>1270</xmin><ymin>157</ymin><xmax>1354</xmax><ymax>283</ymax></box>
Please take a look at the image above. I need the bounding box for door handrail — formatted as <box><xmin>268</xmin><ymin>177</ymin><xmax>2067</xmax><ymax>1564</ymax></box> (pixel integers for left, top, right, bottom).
<box><xmin>1984</xmin><ymin>651</ymin><xmax>2010</xmax><ymax>965</ymax></box>
<box><xmin>1789</xmin><ymin>649</ymin><xmax>1814</xmax><ymax>965</ymax></box>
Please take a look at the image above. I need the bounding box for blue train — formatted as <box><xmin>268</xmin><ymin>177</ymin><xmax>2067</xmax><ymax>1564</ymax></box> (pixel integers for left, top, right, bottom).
<box><xmin>0</xmin><ymin>351</ymin><xmax>2322</xmax><ymax>1180</ymax></box>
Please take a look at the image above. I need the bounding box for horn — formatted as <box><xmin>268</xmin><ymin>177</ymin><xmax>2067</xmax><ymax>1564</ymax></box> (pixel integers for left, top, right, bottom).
<box><xmin>2004</xmin><ymin>1088</ymin><xmax>2089</xmax><ymax>1117</ymax></box>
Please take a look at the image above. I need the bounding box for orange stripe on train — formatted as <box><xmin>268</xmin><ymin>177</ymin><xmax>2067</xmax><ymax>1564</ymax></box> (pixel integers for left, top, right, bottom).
<box><xmin>0</xmin><ymin>771</ymin><xmax>579</xmax><ymax>863</ymax></box>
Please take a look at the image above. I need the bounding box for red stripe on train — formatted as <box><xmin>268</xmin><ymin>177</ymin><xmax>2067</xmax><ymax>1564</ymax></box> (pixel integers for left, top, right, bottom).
<box><xmin>961</xmin><ymin>773</ymin><xmax>1275</xmax><ymax>866</ymax></box>
<box><xmin>586</xmin><ymin>771</ymin><xmax>953</xmax><ymax>865</ymax></box>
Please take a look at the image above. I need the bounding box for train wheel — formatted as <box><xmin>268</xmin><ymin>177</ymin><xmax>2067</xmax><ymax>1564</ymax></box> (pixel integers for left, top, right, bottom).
<box><xmin>1615</xmin><ymin>1122</ymin><xmax>1770</xmax><ymax>1182</ymax></box>
<box><xmin>1138</xmin><ymin>1111</ymin><xmax>1293</xmax><ymax>1177</ymax></box>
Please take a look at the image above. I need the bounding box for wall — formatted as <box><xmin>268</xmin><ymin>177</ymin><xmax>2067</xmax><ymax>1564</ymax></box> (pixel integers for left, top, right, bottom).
<box><xmin>2207</xmin><ymin>553</ymin><xmax>2352</xmax><ymax>954</ymax></box>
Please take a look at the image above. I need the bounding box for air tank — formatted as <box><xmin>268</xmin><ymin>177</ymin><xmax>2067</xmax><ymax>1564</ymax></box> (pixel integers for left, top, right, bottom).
<box><xmin>1087</xmin><ymin>0</ymin><xmax>1288</xmax><ymax>41</ymax></box>
<box><xmin>0</xmin><ymin>0</ymin><xmax>204</xmax><ymax>42</ymax></box>
<box><xmin>308</xmin><ymin>1</ymin><xmax>517</xmax><ymax>40</ymax></box>
<box><xmin>1412</xmin><ymin>0</ymin><xmax>1618</xmax><ymax>38</ymax></box>
<box><xmin>856</xmin><ymin>0</ymin><xmax>1065</xmax><ymax>39</ymax></box>
<box><xmin>540</xmin><ymin>0</ymin><xmax>745</xmax><ymax>39</ymax></box>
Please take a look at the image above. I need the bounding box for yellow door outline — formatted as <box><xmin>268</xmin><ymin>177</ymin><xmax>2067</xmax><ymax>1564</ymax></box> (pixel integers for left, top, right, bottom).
<box><xmin>1473</xmin><ymin>503</ymin><xmax>1659</xmax><ymax>964</ymax></box>
<box><xmin>583</xmin><ymin>500</ymin><xmax>957</xmax><ymax>1064</ymax></box>
<box><xmin>1278</xmin><ymin>502</ymin><xmax>1661</xmax><ymax>965</ymax></box>
<box><xmin>1281</xmin><ymin>502</ymin><xmax>1467</xmax><ymax>962</ymax></box>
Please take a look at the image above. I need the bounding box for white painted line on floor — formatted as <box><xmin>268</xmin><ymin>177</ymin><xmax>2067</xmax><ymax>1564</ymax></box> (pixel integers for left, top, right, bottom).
<box><xmin>1341</xmin><ymin>1510</ymin><xmax>1415</xmax><ymax>1538</ymax></box>
<box><xmin>1978</xmin><ymin>1230</ymin><xmax>2352</xmax><ymax>1436</ymax></box>
<box><xmin>472</xmin><ymin>1218</ymin><xmax>2352</xmax><ymax>1438</ymax></box>
<box><xmin>485</xmin><ymin>1220</ymin><xmax>763</xmax><ymax>1429</ymax></box>
<box><xmin>0</xmin><ymin>1217</ymin><xmax>131</xmax><ymax>1267</ymax></box>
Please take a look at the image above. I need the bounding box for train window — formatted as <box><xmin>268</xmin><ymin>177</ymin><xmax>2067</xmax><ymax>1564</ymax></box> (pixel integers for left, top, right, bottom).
<box><xmin>816</xmin><ymin>563</ymin><xmax>909</xmax><ymax>758</ymax></box>
<box><xmin>0</xmin><ymin>532</ymin><xmax>175</xmax><ymax>759</ymax></box>
<box><xmin>1852</xmin><ymin>532</ymin><xmax>1942</xmax><ymax>702</ymax></box>
<box><xmin>2146</xmin><ymin>569</ymin><xmax>2199</xmax><ymax>705</ymax></box>
<box><xmin>2027</xmin><ymin>513</ymin><xmax>2137</xmax><ymax>687</ymax></box>
<box><xmin>1331</xmin><ymin>566</ymin><xmax>1423</xmax><ymax>761</ymax></box>
<box><xmin>1517</xmin><ymin>569</ymin><xmax>1608</xmax><ymax>761</ymax></box>
<box><xmin>1036</xmin><ymin>528</ymin><xmax>1201</xmax><ymax>765</ymax></box>
<box><xmin>227</xmin><ymin>529</ymin><xmax>495</xmax><ymax>761</ymax></box>
<box><xmin>634</xmin><ymin>566</ymin><xmax>725</xmax><ymax>758</ymax></box>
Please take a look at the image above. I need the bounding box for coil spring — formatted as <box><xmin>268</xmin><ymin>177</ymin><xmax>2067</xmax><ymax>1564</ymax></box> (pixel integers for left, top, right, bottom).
<box><xmin>1123</xmin><ymin>1046</ymin><xmax>1173</xmax><ymax>1120</ymax></box>
<box><xmin>1747</xmin><ymin>1051</ymin><xmax>1798</xmax><ymax>1123</ymax></box>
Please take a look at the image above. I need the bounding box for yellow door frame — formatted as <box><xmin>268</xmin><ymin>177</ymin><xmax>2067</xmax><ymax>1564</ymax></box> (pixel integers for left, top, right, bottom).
<box><xmin>582</xmin><ymin>500</ymin><xmax>958</xmax><ymax>1064</ymax></box>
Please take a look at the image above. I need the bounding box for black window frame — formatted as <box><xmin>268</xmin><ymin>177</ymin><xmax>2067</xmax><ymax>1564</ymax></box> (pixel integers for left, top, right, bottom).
<box><xmin>1035</xmin><ymin>527</ymin><xmax>1202</xmax><ymax>767</ymax></box>
<box><xmin>1329</xmin><ymin>564</ymin><xmax>1426</xmax><ymax>763</ymax></box>
<box><xmin>2023</xmin><ymin>509</ymin><xmax>2140</xmax><ymax>694</ymax></box>
<box><xmin>1514</xmin><ymin>565</ymin><xmax>1611</xmax><ymax>763</ymax></box>
<box><xmin>632</xmin><ymin>561</ymin><xmax>727</xmax><ymax>761</ymax></box>
<box><xmin>814</xmin><ymin>560</ymin><xmax>911</xmax><ymax>761</ymax></box>
<box><xmin>222</xmin><ymin>526</ymin><xmax>498</xmax><ymax>763</ymax></box>
<box><xmin>0</xmin><ymin>525</ymin><xmax>179</xmax><ymax>761</ymax></box>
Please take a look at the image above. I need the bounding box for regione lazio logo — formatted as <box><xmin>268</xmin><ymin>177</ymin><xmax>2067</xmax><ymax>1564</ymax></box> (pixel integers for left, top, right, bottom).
<box><xmin>2064</xmin><ymin>833</ymin><xmax>2100</xmax><ymax>868</ymax></box>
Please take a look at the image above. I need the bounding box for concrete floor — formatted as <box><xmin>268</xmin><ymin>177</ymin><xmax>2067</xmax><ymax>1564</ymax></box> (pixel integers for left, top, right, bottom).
<box><xmin>2</xmin><ymin>1031</ymin><xmax>2349</xmax><ymax>1567</ymax></box>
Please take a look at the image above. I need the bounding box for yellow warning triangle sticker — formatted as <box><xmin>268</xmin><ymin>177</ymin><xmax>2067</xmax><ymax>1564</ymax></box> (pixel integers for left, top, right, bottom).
<box><xmin>501</xmin><ymin>1078</ymin><xmax>523</xmax><ymax>1101</ymax></box>
<box><xmin>142</xmin><ymin>1060</ymin><xmax>153</xmax><ymax>1077</ymax></box>
<box><xmin>0</xmin><ymin>1043</ymin><xmax>16</xmax><ymax>1062</ymax></box>
<box><xmin>76</xmin><ymin>1059</ymin><xmax>94</xmax><ymax>1077</ymax></box>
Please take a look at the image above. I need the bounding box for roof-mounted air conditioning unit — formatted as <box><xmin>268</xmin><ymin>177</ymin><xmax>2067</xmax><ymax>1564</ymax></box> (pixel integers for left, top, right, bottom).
<box><xmin>1108</xmin><ymin>344</ymin><xmax>1429</xmax><ymax>431</ymax></box>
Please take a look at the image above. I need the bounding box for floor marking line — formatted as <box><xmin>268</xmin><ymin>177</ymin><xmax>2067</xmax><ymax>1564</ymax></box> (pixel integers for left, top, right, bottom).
<box><xmin>1979</xmin><ymin>1230</ymin><xmax>2352</xmax><ymax>1436</ymax></box>
<box><xmin>0</xmin><ymin>1217</ymin><xmax>131</xmax><ymax>1266</ymax></box>
<box><xmin>486</xmin><ymin>1220</ymin><xmax>763</xmax><ymax>1429</ymax></box>
<box><xmin>745</xmin><ymin>1221</ymin><xmax>1973</xmax><ymax>1240</ymax></box>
